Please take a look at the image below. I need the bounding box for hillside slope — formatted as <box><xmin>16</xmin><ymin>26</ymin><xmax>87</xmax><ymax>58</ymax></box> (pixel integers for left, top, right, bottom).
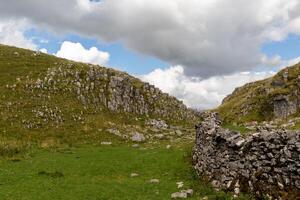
<box><xmin>218</xmin><ymin>62</ymin><xmax>300</xmax><ymax>123</ymax></box>
<box><xmin>0</xmin><ymin>44</ymin><xmax>198</xmax><ymax>151</ymax></box>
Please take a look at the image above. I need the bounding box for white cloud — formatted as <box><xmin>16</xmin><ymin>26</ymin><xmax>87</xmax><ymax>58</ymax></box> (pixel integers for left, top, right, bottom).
<box><xmin>39</xmin><ymin>48</ymin><xmax>48</xmax><ymax>53</ymax></box>
<box><xmin>55</xmin><ymin>41</ymin><xmax>109</xmax><ymax>65</ymax></box>
<box><xmin>1</xmin><ymin>0</ymin><xmax>300</xmax><ymax>77</ymax></box>
<box><xmin>0</xmin><ymin>19</ymin><xmax>37</xmax><ymax>50</ymax></box>
<box><xmin>141</xmin><ymin>66</ymin><xmax>275</xmax><ymax>109</ymax></box>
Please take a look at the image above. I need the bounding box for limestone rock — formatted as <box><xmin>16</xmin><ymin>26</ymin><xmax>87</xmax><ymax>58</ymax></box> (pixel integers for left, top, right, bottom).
<box><xmin>131</xmin><ymin>132</ymin><xmax>146</xmax><ymax>142</ymax></box>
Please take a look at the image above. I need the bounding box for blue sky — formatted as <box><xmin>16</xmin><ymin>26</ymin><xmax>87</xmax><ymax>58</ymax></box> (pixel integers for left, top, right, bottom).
<box><xmin>25</xmin><ymin>28</ymin><xmax>168</xmax><ymax>75</ymax></box>
<box><xmin>262</xmin><ymin>34</ymin><xmax>300</xmax><ymax>61</ymax></box>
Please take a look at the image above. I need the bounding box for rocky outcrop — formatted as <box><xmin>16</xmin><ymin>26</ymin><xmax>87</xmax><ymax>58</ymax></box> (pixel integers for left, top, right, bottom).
<box><xmin>193</xmin><ymin>112</ymin><xmax>300</xmax><ymax>199</ymax></box>
<box><xmin>273</xmin><ymin>95</ymin><xmax>298</xmax><ymax>118</ymax></box>
<box><xmin>218</xmin><ymin>63</ymin><xmax>300</xmax><ymax>122</ymax></box>
<box><xmin>20</xmin><ymin>64</ymin><xmax>196</xmax><ymax>123</ymax></box>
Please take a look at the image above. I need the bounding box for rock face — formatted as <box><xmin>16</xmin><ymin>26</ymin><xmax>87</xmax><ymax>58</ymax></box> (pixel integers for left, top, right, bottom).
<box><xmin>273</xmin><ymin>95</ymin><xmax>298</xmax><ymax>118</ymax></box>
<box><xmin>21</xmin><ymin>65</ymin><xmax>197</xmax><ymax>123</ymax></box>
<box><xmin>193</xmin><ymin>112</ymin><xmax>300</xmax><ymax>199</ymax></box>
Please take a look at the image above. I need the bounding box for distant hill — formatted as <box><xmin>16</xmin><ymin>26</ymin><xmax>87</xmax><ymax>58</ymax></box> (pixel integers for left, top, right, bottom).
<box><xmin>0</xmin><ymin>44</ymin><xmax>197</xmax><ymax>149</ymax></box>
<box><xmin>218</xmin><ymin>62</ymin><xmax>300</xmax><ymax>123</ymax></box>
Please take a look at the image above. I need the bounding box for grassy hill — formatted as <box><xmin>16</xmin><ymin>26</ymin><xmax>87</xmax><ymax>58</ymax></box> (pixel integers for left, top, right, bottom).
<box><xmin>0</xmin><ymin>44</ymin><xmax>251</xmax><ymax>199</ymax></box>
<box><xmin>0</xmin><ymin>44</ymin><xmax>200</xmax><ymax>154</ymax></box>
<box><xmin>218</xmin><ymin>62</ymin><xmax>300</xmax><ymax>124</ymax></box>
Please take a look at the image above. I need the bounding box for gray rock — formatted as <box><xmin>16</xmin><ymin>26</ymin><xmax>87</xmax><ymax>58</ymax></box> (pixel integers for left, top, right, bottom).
<box><xmin>193</xmin><ymin>112</ymin><xmax>300</xmax><ymax>199</ymax></box>
<box><xmin>171</xmin><ymin>192</ymin><xmax>187</xmax><ymax>199</ymax></box>
<box><xmin>131</xmin><ymin>132</ymin><xmax>146</xmax><ymax>142</ymax></box>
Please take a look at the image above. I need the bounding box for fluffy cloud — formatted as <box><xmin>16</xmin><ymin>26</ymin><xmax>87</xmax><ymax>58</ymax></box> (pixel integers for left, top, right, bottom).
<box><xmin>55</xmin><ymin>41</ymin><xmax>109</xmax><ymax>65</ymax></box>
<box><xmin>0</xmin><ymin>19</ymin><xmax>37</xmax><ymax>50</ymax></box>
<box><xmin>141</xmin><ymin>66</ymin><xmax>275</xmax><ymax>109</ymax></box>
<box><xmin>1</xmin><ymin>0</ymin><xmax>300</xmax><ymax>77</ymax></box>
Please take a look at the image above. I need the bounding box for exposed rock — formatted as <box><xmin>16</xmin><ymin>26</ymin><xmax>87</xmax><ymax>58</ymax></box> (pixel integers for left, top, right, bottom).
<box><xmin>149</xmin><ymin>179</ymin><xmax>159</xmax><ymax>183</ymax></box>
<box><xmin>132</xmin><ymin>144</ymin><xmax>140</xmax><ymax>148</ymax></box>
<box><xmin>171</xmin><ymin>192</ymin><xmax>187</xmax><ymax>199</ymax></box>
<box><xmin>22</xmin><ymin>65</ymin><xmax>197</xmax><ymax>123</ymax></box>
<box><xmin>101</xmin><ymin>142</ymin><xmax>112</xmax><ymax>145</ymax></box>
<box><xmin>130</xmin><ymin>173</ymin><xmax>139</xmax><ymax>177</ymax></box>
<box><xmin>175</xmin><ymin>130</ymin><xmax>184</xmax><ymax>137</ymax></box>
<box><xmin>146</xmin><ymin>119</ymin><xmax>168</xmax><ymax>129</ymax></box>
<box><xmin>176</xmin><ymin>182</ymin><xmax>184</xmax><ymax>189</ymax></box>
<box><xmin>131</xmin><ymin>132</ymin><xmax>146</xmax><ymax>142</ymax></box>
<box><xmin>171</xmin><ymin>189</ymin><xmax>193</xmax><ymax>199</ymax></box>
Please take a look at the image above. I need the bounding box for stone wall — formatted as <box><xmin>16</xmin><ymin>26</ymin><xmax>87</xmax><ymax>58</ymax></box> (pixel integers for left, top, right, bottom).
<box><xmin>192</xmin><ymin>112</ymin><xmax>300</xmax><ymax>199</ymax></box>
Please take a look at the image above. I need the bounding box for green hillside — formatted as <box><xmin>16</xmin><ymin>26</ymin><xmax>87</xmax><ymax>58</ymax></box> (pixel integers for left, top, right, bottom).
<box><xmin>218</xmin><ymin>62</ymin><xmax>300</xmax><ymax>124</ymax></box>
<box><xmin>0</xmin><ymin>44</ymin><xmax>248</xmax><ymax>199</ymax></box>
<box><xmin>0</xmin><ymin>44</ymin><xmax>198</xmax><ymax>154</ymax></box>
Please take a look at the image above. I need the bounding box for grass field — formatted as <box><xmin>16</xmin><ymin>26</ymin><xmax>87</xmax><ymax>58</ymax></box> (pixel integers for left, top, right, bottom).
<box><xmin>0</xmin><ymin>144</ymin><xmax>250</xmax><ymax>200</ymax></box>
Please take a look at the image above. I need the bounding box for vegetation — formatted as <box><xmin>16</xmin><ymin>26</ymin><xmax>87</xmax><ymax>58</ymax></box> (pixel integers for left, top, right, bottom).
<box><xmin>217</xmin><ymin>62</ymin><xmax>300</xmax><ymax>123</ymax></box>
<box><xmin>0</xmin><ymin>44</ymin><xmax>251</xmax><ymax>199</ymax></box>
<box><xmin>0</xmin><ymin>44</ymin><xmax>195</xmax><ymax>153</ymax></box>
<box><xmin>0</xmin><ymin>144</ymin><xmax>251</xmax><ymax>200</ymax></box>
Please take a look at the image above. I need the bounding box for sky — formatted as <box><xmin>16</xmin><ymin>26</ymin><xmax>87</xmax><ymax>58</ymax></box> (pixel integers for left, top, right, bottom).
<box><xmin>0</xmin><ymin>0</ymin><xmax>300</xmax><ymax>109</ymax></box>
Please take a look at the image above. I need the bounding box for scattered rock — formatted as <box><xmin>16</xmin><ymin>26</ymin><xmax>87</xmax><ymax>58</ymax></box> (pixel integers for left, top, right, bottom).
<box><xmin>146</xmin><ymin>119</ymin><xmax>168</xmax><ymax>129</ymax></box>
<box><xmin>176</xmin><ymin>181</ymin><xmax>184</xmax><ymax>189</ymax></box>
<box><xmin>171</xmin><ymin>192</ymin><xmax>187</xmax><ymax>199</ymax></box>
<box><xmin>175</xmin><ymin>130</ymin><xmax>184</xmax><ymax>137</ymax></box>
<box><xmin>101</xmin><ymin>141</ymin><xmax>112</xmax><ymax>145</ymax></box>
<box><xmin>131</xmin><ymin>132</ymin><xmax>146</xmax><ymax>142</ymax></box>
<box><xmin>149</xmin><ymin>179</ymin><xmax>160</xmax><ymax>183</ymax></box>
<box><xmin>130</xmin><ymin>173</ymin><xmax>139</xmax><ymax>177</ymax></box>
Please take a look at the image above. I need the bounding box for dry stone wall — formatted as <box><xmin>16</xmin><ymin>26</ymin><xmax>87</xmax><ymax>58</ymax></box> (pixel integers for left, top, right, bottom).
<box><xmin>192</xmin><ymin>112</ymin><xmax>300</xmax><ymax>199</ymax></box>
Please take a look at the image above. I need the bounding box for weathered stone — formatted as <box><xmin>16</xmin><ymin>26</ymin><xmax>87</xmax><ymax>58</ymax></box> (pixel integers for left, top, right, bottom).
<box><xmin>171</xmin><ymin>192</ymin><xmax>187</xmax><ymax>199</ymax></box>
<box><xmin>131</xmin><ymin>132</ymin><xmax>146</xmax><ymax>142</ymax></box>
<box><xmin>193</xmin><ymin>112</ymin><xmax>300</xmax><ymax>199</ymax></box>
<box><xmin>149</xmin><ymin>179</ymin><xmax>159</xmax><ymax>183</ymax></box>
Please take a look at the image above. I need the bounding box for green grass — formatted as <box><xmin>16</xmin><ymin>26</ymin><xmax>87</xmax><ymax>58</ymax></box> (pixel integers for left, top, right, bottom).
<box><xmin>222</xmin><ymin>123</ymin><xmax>250</xmax><ymax>135</ymax></box>
<box><xmin>0</xmin><ymin>145</ymin><xmax>250</xmax><ymax>200</ymax></box>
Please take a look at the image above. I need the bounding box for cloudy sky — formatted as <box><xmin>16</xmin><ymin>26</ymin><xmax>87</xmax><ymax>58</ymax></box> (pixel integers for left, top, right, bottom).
<box><xmin>1</xmin><ymin>0</ymin><xmax>300</xmax><ymax>109</ymax></box>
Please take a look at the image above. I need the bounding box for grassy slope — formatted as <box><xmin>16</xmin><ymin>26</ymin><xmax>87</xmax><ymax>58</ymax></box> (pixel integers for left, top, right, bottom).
<box><xmin>217</xmin><ymin>62</ymin><xmax>300</xmax><ymax>123</ymax></box>
<box><xmin>0</xmin><ymin>44</ymin><xmax>196</xmax><ymax>153</ymax></box>
<box><xmin>0</xmin><ymin>144</ymin><xmax>249</xmax><ymax>200</ymax></box>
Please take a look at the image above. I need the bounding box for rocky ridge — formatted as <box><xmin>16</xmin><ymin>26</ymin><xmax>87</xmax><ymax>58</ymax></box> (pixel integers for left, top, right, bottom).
<box><xmin>0</xmin><ymin>44</ymin><xmax>197</xmax><ymax>146</ymax></box>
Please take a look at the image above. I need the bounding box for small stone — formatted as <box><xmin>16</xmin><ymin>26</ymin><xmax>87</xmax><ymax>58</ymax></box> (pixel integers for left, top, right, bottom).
<box><xmin>149</xmin><ymin>179</ymin><xmax>160</xmax><ymax>183</ymax></box>
<box><xmin>155</xmin><ymin>134</ymin><xmax>165</xmax><ymax>140</ymax></box>
<box><xmin>132</xmin><ymin>144</ymin><xmax>140</xmax><ymax>148</ymax></box>
<box><xmin>171</xmin><ymin>192</ymin><xmax>187</xmax><ymax>199</ymax></box>
<box><xmin>101</xmin><ymin>142</ymin><xmax>112</xmax><ymax>145</ymax></box>
<box><xmin>201</xmin><ymin>196</ymin><xmax>208</xmax><ymax>200</ymax></box>
<box><xmin>175</xmin><ymin>130</ymin><xmax>184</xmax><ymax>137</ymax></box>
<box><xmin>176</xmin><ymin>181</ymin><xmax>184</xmax><ymax>188</ymax></box>
<box><xmin>183</xmin><ymin>189</ymin><xmax>193</xmax><ymax>197</ymax></box>
<box><xmin>277</xmin><ymin>182</ymin><xmax>284</xmax><ymax>189</ymax></box>
<box><xmin>166</xmin><ymin>145</ymin><xmax>171</xmax><ymax>149</ymax></box>
<box><xmin>131</xmin><ymin>132</ymin><xmax>146</xmax><ymax>142</ymax></box>
<box><xmin>131</xmin><ymin>173</ymin><xmax>139</xmax><ymax>177</ymax></box>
